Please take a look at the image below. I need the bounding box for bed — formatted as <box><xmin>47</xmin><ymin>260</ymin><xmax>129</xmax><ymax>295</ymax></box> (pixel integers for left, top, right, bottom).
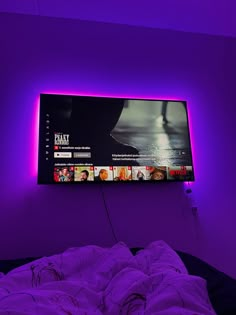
<box><xmin>0</xmin><ymin>241</ymin><xmax>235</xmax><ymax>314</ymax></box>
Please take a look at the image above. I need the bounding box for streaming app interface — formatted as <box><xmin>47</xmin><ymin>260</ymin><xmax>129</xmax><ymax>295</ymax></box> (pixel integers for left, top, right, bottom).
<box><xmin>38</xmin><ymin>94</ymin><xmax>194</xmax><ymax>183</ymax></box>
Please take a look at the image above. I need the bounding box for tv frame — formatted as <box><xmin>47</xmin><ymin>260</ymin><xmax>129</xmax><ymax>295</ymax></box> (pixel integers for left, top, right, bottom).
<box><xmin>37</xmin><ymin>93</ymin><xmax>195</xmax><ymax>184</ymax></box>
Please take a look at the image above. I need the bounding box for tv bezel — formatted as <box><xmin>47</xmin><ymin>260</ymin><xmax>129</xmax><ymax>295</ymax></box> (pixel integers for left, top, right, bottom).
<box><xmin>37</xmin><ymin>93</ymin><xmax>195</xmax><ymax>184</ymax></box>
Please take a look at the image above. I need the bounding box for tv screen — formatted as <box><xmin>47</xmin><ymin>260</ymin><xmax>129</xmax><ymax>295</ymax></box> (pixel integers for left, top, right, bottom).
<box><xmin>38</xmin><ymin>94</ymin><xmax>194</xmax><ymax>184</ymax></box>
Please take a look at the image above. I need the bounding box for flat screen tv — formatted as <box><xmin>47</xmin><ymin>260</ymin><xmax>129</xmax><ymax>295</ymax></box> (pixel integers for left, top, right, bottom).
<box><xmin>38</xmin><ymin>94</ymin><xmax>194</xmax><ymax>184</ymax></box>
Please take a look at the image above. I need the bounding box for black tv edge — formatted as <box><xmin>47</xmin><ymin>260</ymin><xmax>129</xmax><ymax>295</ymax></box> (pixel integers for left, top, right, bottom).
<box><xmin>38</xmin><ymin>94</ymin><xmax>194</xmax><ymax>184</ymax></box>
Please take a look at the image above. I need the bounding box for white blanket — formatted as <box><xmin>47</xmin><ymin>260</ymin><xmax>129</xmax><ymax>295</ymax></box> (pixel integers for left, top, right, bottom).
<box><xmin>0</xmin><ymin>241</ymin><xmax>216</xmax><ymax>314</ymax></box>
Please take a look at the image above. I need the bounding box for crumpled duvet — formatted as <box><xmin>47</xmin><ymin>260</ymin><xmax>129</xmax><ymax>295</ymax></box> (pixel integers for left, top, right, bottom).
<box><xmin>0</xmin><ymin>240</ymin><xmax>216</xmax><ymax>314</ymax></box>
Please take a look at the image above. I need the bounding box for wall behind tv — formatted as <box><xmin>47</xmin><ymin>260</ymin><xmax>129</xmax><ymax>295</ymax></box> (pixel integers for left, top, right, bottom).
<box><xmin>0</xmin><ymin>13</ymin><xmax>235</xmax><ymax>278</ymax></box>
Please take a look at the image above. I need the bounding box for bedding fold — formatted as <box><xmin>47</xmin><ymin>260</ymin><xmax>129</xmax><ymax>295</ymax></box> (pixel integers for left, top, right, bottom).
<box><xmin>0</xmin><ymin>241</ymin><xmax>216</xmax><ymax>314</ymax></box>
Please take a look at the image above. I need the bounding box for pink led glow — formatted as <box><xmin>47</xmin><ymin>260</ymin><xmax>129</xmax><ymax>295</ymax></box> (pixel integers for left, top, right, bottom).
<box><xmin>41</xmin><ymin>89</ymin><xmax>187</xmax><ymax>102</ymax></box>
<box><xmin>33</xmin><ymin>90</ymin><xmax>195</xmax><ymax>181</ymax></box>
<box><xmin>184</xmin><ymin>100</ymin><xmax>196</xmax><ymax>185</ymax></box>
<box><xmin>31</xmin><ymin>96</ymin><xmax>40</xmax><ymax>177</ymax></box>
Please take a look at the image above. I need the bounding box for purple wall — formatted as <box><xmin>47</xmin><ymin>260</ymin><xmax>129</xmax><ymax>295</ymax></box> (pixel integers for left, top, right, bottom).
<box><xmin>0</xmin><ymin>0</ymin><xmax>235</xmax><ymax>37</ymax></box>
<box><xmin>0</xmin><ymin>13</ymin><xmax>235</xmax><ymax>278</ymax></box>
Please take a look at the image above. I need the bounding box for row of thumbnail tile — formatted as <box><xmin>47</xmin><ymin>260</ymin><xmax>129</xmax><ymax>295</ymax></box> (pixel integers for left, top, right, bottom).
<box><xmin>54</xmin><ymin>165</ymin><xmax>193</xmax><ymax>182</ymax></box>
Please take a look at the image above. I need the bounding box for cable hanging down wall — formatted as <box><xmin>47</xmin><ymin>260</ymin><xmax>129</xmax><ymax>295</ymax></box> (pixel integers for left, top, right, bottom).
<box><xmin>100</xmin><ymin>185</ymin><xmax>119</xmax><ymax>243</ymax></box>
